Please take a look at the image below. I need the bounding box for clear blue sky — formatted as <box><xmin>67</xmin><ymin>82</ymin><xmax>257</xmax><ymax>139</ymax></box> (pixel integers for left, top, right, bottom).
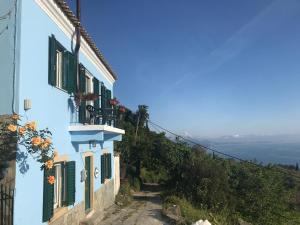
<box><xmin>67</xmin><ymin>0</ymin><xmax>300</xmax><ymax>138</ymax></box>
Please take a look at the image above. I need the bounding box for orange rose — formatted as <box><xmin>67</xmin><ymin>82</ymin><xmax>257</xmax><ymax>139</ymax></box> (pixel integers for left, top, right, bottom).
<box><xmin>40</xmin><ymin>138</ymin><xmax>51</xmax><ymax>149</ymax></box>
<box><xmin>18</xmin><ymin>127</ymin><xmax>26</xmax><ymax>136</ymax></box>
<box><xmin>7</xmin><ymin>124</ymin><xmax>17</xmax><ymax>132</ymax></box>
<box><xmin>53</xmin><ymin>151</ymin><xmax>58</xmax><ymax>158</ymax></box>
<box><xmin>31</xmin><ymin>136</ymin><xmax>42</xmax><ymax>146</ymax></box>
<box><xmin>25</xmin><ymin>121</ymin><xmax>37</xmax><ymax>131</ymax></box>
<box><xmin>44</xmin><ymin>138</ymin><xmax>52</xmax><ymax>145</ymax></box>
<box><xmin>45</xmin><ymin>160</ymin><xmax>53</xmax><ymax>169</ymax></box>
<box><xmin>47</xmin><ymin>176</ymin><xmax>55</xmax><ymax>185</ymax></box>
<box><xmin>11</xmin><ymin>113</ymin><xmax>20</xmax><ymax>120</ymax></box>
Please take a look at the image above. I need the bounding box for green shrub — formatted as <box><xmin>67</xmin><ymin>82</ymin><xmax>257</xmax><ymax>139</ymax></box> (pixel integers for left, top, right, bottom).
<box><xmin>141</xmin><ymin>167</ymin><xmax>169</xmax><ymax>183</ymax></box>
<box><xmin>128</xmin><ymin>175</ymin><xmax>141</xmax><ymax>191</ymax></box>
<box><xmin>115</xmin><ymin>181</ymin><xmax>132</xmax><ymax>207</ymax></box>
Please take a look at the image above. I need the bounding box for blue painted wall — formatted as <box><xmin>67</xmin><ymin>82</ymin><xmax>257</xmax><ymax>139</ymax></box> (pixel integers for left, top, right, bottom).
<box><xmin>11</xmin><ymin>1</ymin><xmax>118</xmax><ymax>224</ymax></box>
<box><xmin>0</xmin><ymin>0</ymin><xmax>21</xmax><ymax>115</ymax></box>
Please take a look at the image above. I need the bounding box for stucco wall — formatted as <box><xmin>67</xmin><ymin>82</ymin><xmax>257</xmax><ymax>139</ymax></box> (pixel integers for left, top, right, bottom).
<box><xmin>0</xmin><ymin>0</ymin><xmax>21</xmax><ymax>115</ymax></box>
<box><xmin>13</xmin><ymin>0</ymin><xmax>117</xmax><ymax>224</ymax></box>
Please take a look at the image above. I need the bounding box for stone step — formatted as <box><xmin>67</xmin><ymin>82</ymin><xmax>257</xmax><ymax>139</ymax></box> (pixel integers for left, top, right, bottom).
<box><xmin>79</xmin><ymin>210</ymin><xmax>104</xmax><ymax>225</ymax></box>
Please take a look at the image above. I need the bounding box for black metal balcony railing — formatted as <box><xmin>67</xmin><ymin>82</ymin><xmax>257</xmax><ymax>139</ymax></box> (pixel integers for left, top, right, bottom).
<box><xmin>86</xmin><ymin>105</ymin><xmax>119</xmax><ymax>127</ymax></box>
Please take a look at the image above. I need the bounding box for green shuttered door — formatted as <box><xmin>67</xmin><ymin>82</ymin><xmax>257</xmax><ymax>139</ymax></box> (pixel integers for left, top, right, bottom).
<box><xmin>42</xmin><ymin>168</ymin><xmax>55</xmax><ymax>222</ymax></box>
<box><xmin>79</xmin><ymin>65</ymin><xmax>86</xmax><ymax>124</ymax></box>
<box><xmin>85</xmin><ymin>156</ymin><xmax>91</xmax><ymax>211</ymax></box>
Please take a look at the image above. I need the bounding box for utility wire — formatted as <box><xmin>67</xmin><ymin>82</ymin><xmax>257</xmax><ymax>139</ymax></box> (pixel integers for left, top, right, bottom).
<box><xmin>149</xmin><ymin>122</ymin><xmax>162</xmax><ymax>134</ymax></box>
<box><xmin>148</xmin><ymin>120</ymin><xmax>300</xmax><ymax>180</ymax></box>
<box><xmin>148</xmin><ymin>120</ymin><xmax>300</xmax><ymax>224</ymax></box>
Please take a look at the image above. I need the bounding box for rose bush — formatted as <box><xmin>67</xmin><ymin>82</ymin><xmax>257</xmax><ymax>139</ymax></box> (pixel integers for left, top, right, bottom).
<box><xmin>1</xmin><ymin>114</ymin><xmax>55</xmax><ymax>184</ymax></box>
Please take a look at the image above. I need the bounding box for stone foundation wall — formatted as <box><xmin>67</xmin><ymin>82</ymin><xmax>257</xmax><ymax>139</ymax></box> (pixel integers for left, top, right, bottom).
<box><xmin>50</xmin><ymin>179</ymin><xmax>115</xmax><ymax>225</ymax></box>
<box><xmin>94</xmin><ymin>178</ymin><xmax>115</xmax><ymax>210</ymax></box>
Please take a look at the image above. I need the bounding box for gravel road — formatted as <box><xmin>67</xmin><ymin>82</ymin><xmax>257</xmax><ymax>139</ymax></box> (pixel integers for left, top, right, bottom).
<box><xmin>99</xmin><ymin>184</ymin><xmax>170</xmax><ymax>225</ymax></box>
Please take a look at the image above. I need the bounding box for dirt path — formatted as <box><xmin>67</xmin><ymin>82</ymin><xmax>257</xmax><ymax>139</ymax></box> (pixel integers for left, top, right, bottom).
<box><xmin>99</xmin><ymin>184</ymin><xmax>170</xmax><ymax>225</ymax></box>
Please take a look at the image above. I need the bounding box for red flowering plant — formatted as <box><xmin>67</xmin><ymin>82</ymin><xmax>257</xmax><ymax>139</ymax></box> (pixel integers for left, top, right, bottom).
<box><xmin>119</xmin><ymin>105</ymin><xmax>126</xmax><ymax>113</ymax></box>
<box><xmin>109</xmin><ymin>98</ymin><xmax>119</xmax><ymax>106</ymax></box>
<box><xmin>0</xmin><ymin>114</ymin><xmax>55</xmax><ymax>184</ymax></box>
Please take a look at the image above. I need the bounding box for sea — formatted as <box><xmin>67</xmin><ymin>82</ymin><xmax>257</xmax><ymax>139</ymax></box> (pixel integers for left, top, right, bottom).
<box><xmin>197</xmin><ymin>135</ymin><xmax>300</xmax><ymax>165</ymax></box>
<box><xmin>212</xmin><ymin>142</ymin><xmax>300</xmax><ymax>165</ymax></box>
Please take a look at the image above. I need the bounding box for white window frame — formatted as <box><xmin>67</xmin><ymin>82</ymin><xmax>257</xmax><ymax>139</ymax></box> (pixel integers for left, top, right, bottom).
<box><xmin>55</xmin><ymin>50</ymin><xmax>63</xmax><ymax>89</ymax></box>
<box><xmin>53</xmin><ymin>163</ymin><xmax>66</xmax><ymax>209</ymax></box>
<box><xmin>85</xmin><ymin>71</ymin><xmax>94</xmax><ymax>122</ymax></box>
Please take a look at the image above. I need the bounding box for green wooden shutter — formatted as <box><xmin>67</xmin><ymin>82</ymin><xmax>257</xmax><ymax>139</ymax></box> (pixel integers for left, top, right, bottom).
<box><xmin>106</xmin><ymin>89</ymin><xmax>112</xmax><ymax>108</ymax></box>
<box><xmin>48</xmin><ymin>35</ymin><xmax>56</xmax><ymax>86</ymax></box>
<box><xmin>108</xmin><ymin>153</ymin><xmax>112</xmax><ymax>179</ymax></box>
<box><xmin>106</xmin><ymin>89</ymin><xmax>112</xmax><ymax>125</ymax></box>
<box><xmin>64</xmin><ymin>51</ymin><xmax>77</xmax><ymax>94</ymax></box>
<box><xmin>42</xmin><ymin>168</ymin><xmax>55</xmax><ymax>222</ymax></box>
<box><xmin>101</xmin><ymin>154</ymin><xmax>105</xmax><ymax>183</ymax></box>
<box><xmin>93</xmin><ymin>78</ymin><xmax>100</xmax><ymax>109</ymax></box>
<box><xmin>101</xmin><ymin>84</ymin><xmax>107</xmax><ymax>124</ymax></box>
<box><xmin>78</xmin><ymin>65</ymin><xmax>86</xmax><ymax>124</ymax></box>
<box><xmin>62</xmin><ymin>51</ymin><xmax>68</xmax><ymax>91</ymax></box>
<box><xmin>65</xmin><ymin>161</ymin><xmax>76</xmax><ymax>206</ymax></box>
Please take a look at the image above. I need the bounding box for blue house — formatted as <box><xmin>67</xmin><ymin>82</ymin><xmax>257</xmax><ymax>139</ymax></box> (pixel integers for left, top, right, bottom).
<box><xmin>0</xmin><ymin>0</ymin><xmax>124</xmax><ymax>224</ymax></box>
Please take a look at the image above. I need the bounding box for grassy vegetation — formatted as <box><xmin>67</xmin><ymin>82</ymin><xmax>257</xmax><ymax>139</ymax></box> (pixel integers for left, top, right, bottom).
<box><xmin>162</xmin><ymin>195</ymin><xmax>235</xmax><ymax>225</ymax></box>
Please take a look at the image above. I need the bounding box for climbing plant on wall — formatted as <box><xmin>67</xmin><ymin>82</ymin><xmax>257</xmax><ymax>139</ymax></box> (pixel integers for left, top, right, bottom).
<box><xmin>0</xmin><ymin>114</ymin><xmax>55</xmax><ymax>184</ymax></box>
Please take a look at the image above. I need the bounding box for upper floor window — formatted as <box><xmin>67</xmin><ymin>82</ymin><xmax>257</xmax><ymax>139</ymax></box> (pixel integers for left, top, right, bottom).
<box><xmin>55</xmin><ymin>49</ymin><xmax>64</xmax><ymax>89</ymax></box>
<box><xmin>48</xmin><ymin>35</ymin><xmax>76</xmax><ymax>94</ymax></box>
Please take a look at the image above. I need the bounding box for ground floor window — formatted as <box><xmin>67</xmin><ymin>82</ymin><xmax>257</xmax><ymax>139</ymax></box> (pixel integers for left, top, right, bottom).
<box><xmin>53</xmin><ymin>163</ymin><xmax>66</xmax><ymax>209</ymax></box>
<box><xmin>42</xmin><ymin>161</ymin><xmax>76</xmax><ymax>222</ymax></box>
<box><xmin>101</xmin><ymin>153</ymin><xmax>112</xmax><ymax>183</ymax></box>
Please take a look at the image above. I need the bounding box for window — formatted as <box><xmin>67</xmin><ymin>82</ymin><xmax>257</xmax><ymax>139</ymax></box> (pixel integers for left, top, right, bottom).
<box><xmin>48</xmin><ymin>35</ymin><xmax>76</xmax><ymax>94</ymax></box>
<box><xmin>78</xmin><ymin>66</ymin><xmax>102</xmax><ymax>124</ymax></box>
<box><xmin>85</xmin><ymin>72</ymin><xmax>94</xmax><ymax>122</ymax></box>
<box><xmin>55</xmin><ymin>50</ymin><xmax>64</xmax><ymax>89</ymax></box>
<box><xmin>101</xmin><ymin>153</ymin><xmax>112</xmax><ymax>184</ymax></box>
<box><xmin>53</xmin><ymin>163</ymin><xmax>66</xmax><ymax>209</ymax></box>
<box><xmin>42</xmin><ymin>161</ymin><xmax>76</xmax><ymax>222</ymax></box>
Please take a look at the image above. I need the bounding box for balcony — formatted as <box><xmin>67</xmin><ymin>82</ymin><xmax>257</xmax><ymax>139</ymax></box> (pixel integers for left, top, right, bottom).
<box><xmin>68</xmin><ymin>105</ymin><xmax>125</xmax><ymax>145</ymax></box>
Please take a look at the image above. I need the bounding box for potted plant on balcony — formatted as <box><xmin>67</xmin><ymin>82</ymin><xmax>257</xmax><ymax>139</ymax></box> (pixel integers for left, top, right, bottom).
<box><xmin>109</xmin><ymin>98</ymin><xmax>119</xmax><ymax>106</ymax></box>
<box><xmin>119</xmin><ymin>105</ymin><xmax>126</xmax><ymax>113</ymax></box>
<box><xmin>74</xmin><ymin>92</ymin><xmax>99</xmax><ymax>107</ymax></box>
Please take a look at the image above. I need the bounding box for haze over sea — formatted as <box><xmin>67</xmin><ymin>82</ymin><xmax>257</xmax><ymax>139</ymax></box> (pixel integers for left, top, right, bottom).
<box><xmin>198</xmin><ymin>134</ymin><xmax>300</xmax><ymax>165</ymax></box>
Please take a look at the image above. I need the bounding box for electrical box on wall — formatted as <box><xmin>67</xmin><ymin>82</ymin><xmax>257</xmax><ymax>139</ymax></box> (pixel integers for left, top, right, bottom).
<box><xmin>24</xmin><ymin>99</ymin><xmax>31</xmax><ymax>111</ymax></box>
